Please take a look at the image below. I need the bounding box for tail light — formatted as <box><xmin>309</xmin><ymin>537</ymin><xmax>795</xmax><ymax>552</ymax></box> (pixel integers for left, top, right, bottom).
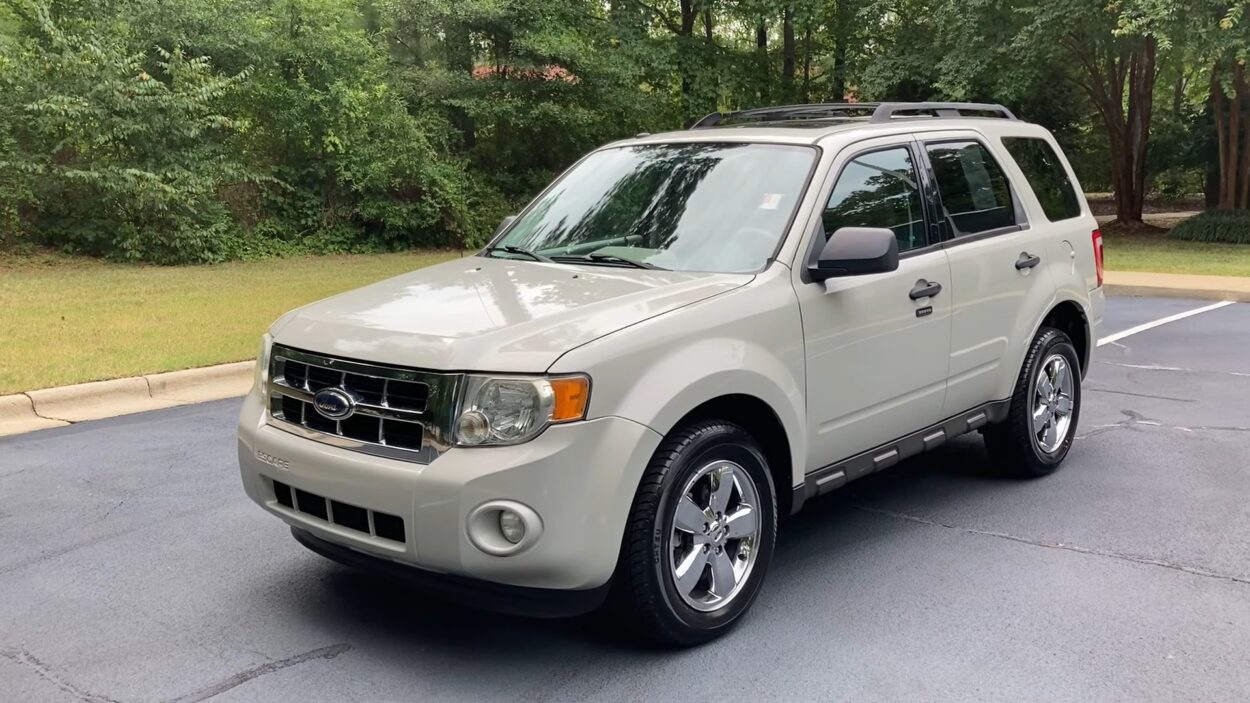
<box><xmin>1092</xmin><ymin>229</ymin><xmax>1104</xmax><ymax>287</ymax></box>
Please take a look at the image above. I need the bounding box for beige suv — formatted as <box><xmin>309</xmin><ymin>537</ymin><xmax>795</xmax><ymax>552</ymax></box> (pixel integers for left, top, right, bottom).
<box><xmin>238</xmin><ymin>102</ymin><xmax>1105</xmax><ymax>645</ymax></box>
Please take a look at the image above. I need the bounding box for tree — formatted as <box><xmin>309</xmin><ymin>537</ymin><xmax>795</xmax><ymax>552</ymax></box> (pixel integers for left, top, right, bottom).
<box><xmin>1197</xmin><ymin>2</ymin><xmax>1249</xmax><ymax>208</ymax></box>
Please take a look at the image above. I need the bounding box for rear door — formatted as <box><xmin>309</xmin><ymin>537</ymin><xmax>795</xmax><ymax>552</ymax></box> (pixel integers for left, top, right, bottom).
<box><xmin>794</xmin><ymin>137</ymin><xmax>953</xmax><ymax>473</ymax></box>
<box><xmin>915</xmin><ymin>131</ymin><xmax>1056</xmax><ymax>415</ymax></box>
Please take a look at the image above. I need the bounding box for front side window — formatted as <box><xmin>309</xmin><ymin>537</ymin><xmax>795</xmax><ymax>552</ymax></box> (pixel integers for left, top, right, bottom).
<box><xmin>822</xmin><ymin>147</ymin><xmax>927</xmax><ymax>252</ymax></box>
<box><xmin>925</xmin><ymin>141</ymin><xmax>1016</xmax><ymax>235</ymax></box>
<box><xmin>1003</xmin><ymin>137</ymin><xmax>1081</xmax><ymax>221</ymax></box>
<box><xmin>492</xmin><ymin>143</ymin><xmax>816</xmax><ymax>273</ymax></box>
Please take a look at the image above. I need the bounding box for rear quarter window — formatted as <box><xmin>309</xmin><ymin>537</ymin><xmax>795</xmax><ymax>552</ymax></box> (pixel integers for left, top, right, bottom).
<box><xmin>1003</xmin><ymin>137</ymin><xmax>1082</xmax><ymax>222</ymax></box>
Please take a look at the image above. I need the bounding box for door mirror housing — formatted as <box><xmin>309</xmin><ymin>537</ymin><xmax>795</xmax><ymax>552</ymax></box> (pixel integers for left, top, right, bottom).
<box><xmin>809</xmin><ymin>227</ymin><xmax>900</xmax><ymax>281</ymax></box>
<box><xmin>493</xmin><ymin>215</ymin><xmax>517</xmax><ymax>237</ymax></box>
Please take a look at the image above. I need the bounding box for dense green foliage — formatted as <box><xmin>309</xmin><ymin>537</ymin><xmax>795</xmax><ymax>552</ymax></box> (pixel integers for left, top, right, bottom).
<box><xmin>0</xmin><ymin>0</ymin><xmax>1246</xmax><ymax>263</ymax></box>
<box><xmin>1169</xmin><ymin>209</ymin><xmax>1250</xmax><ymax>243</ymax></box>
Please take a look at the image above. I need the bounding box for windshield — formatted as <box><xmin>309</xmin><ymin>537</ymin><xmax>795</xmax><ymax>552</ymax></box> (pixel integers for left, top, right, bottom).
<box><xmin>490</xmin><ymin>142</ymin><xmax>817</xmax><ymax>273</ymax></box>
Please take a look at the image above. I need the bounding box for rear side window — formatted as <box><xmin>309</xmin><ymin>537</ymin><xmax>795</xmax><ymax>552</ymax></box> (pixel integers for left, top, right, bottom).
<box><xmin>822</xmin><ymin>147</ymin><xmax>927</xmax><ymax>252</ymax></box>
<box><xmin>925</xmin><ymin>141</ymin><xmax>1016</xmax><ymax>235</ymax></box>
<box><xmin>1003</xmin><ymin>137</ymin><xmax>1081</xmax><ymax>221</ymax></box>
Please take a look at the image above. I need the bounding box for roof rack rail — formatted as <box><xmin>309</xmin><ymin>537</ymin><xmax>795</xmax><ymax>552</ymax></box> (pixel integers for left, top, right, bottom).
<box><xmin>690</xmin><ymin>101</ymin><xmax>1016</xmax><ymax>129</ymax></box>
<box><xmin>691</xmin><ymin>103</ymin><xmax>879</xmax><ymax>129</ymax></box>
<box><xmin>870</xmin><ymin>102</ymin><xmax>1017</xmax><ymax>122</ymax></box>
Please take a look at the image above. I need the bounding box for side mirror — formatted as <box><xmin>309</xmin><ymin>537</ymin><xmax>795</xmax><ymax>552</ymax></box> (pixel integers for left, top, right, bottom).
<box><xmin>809</xmin><ymin>227</ymin><xmax>899</xmax><ymax>281</ymax></box>
<box><xmin>493</xmin><ymin>215</ymin><xmax>517</xmax><ymax>237</ymax></box>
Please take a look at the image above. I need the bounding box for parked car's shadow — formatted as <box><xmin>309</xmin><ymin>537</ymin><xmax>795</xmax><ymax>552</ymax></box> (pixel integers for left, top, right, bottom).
<box><xmin>279</xmin><ymin>433</ymin><xmax>1029</xmax><ymax>676</ymax></box>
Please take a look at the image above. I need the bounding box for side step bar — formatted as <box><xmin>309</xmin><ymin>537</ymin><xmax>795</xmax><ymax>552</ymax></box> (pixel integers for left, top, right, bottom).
<box><xmin>793</xmin><ymin>399</ymin><xmax>1010</xmax><ymax>513</ymax></box>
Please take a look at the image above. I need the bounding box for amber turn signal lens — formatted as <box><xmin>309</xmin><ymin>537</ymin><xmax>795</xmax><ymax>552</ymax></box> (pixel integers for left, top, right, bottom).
<box><xmin>549</xmin><ymin>376</ymin><xmax>590</xmax><ymax>422</ymax></box>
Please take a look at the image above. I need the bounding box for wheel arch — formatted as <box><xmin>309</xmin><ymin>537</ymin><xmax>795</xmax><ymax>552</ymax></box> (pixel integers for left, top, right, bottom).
<box><xmin>1038</xmin><ymin>299</ymin><xmax>1091</xmax><ymax>377</ymax></box>
<box><xmin>668</xmin><ymin>394</ymin><xmax>796</xmax><ymax>517</ymax></box>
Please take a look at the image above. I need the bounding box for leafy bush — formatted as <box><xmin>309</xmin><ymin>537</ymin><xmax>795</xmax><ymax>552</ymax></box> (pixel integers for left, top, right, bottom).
<box><xmin>0</xmin><ymin>0</ymin><xmax>491</xmax><ymax>264</ymax></box>
<box><xmin>0</xmin><ymin>11</ymin><xmax>255</xmax><ymax>263</ymax></box>
<box><xmin>1169</xmin><ymin>210</ymin><xmax>1250</xmax><ymax>245</ymax></box>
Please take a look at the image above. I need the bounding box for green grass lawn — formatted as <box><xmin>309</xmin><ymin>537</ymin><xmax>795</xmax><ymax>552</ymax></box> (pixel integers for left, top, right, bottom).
<box><xmin>0</xmin><ymin>250</ymin><xmax>464</xmax><ymax>394</ymax></box>
<box><xmin>1</xmin><ymin>235</ymin><xmax>1247</xmax><ymax>395</ymax></box>
<box><xmin>1103</xmin><ymin>232</ymin><xmax>1250</xmax><ymax>277</ymax></box>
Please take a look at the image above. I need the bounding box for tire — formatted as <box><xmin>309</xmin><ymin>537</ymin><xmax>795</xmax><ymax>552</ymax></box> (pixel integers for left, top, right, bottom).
<box><xmin>984</xmin><ymin>326</ymin><xmax>1082</xmax><ymax>478</ymax></box>
<box><xmin>610</xmin><ymin>420</ymin><xmax>777</xmax><ymax>647</ymax></box>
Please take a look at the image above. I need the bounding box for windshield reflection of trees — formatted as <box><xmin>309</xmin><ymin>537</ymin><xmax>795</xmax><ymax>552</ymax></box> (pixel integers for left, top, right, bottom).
<box><xmin>519</xmin><ymin>143</ymin><xmax>739</xmax><ymax>252</ymax></box>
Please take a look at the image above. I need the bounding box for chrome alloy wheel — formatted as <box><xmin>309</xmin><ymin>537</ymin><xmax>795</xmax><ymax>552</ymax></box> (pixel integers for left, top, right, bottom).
<box><xmin>1033</xmin><ymin>353</ymin><xmax>1075</xmax><ymax>453</ymax></box>
<box><xmin>668</xmin><ymin>460</ymin><xmax>761</xmax><ymax>612</ymax></box>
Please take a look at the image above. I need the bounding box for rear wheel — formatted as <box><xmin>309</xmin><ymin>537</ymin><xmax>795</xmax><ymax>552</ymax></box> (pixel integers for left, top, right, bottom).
<box><xmin>611</xmin><ymin>421</ymin><xmax>777</xmax><ymax>646</ymax></box>
<box><xmin>984</xmin><ymin>327</ymin><xmax>1081</xmax><ymax>477</ymax></box>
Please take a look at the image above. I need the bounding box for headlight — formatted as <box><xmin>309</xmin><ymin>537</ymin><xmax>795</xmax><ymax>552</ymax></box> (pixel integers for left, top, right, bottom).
<box><xmin>253</xmin><ymin>333</ymin><xmax>273</xmax><ymax>394</ymax></box>
<box><xmin>454</xmin><ymin>375</ymin><xmax>590</xmax><ymax>447</ymax></box>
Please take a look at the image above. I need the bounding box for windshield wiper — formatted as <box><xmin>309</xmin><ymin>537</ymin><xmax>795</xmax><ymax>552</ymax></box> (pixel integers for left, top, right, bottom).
<box><xmin>485</xmin><ymin>245</ymin><xmax>553</xmax><ymax>263</ymax></box>
<box><xmin>551</xmin><ymin>253</ymin><xmax>667</xmax><ymax>270</ymax></box>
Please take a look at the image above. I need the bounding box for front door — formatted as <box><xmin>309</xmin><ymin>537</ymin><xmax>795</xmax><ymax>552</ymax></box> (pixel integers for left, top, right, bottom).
<box><xmin>794</xmin><ymin>140</ymin><xmax>953</xmax><ymax>475</ymax></box>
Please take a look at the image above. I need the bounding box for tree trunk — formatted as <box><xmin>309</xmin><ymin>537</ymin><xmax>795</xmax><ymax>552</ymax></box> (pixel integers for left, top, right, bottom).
<box><xmin>1212</xmin><ymin>58</ymin><xmax>1250</xmax><ymax>209</ymax></box>
<box><xmin>702</xmin><ymin>3</ymin><xmax>716</xmax><ymax>116</ymax></box>
<box><xmin>782</xmin><ymin>6</ymin><xmax>795</xmax><ymax>101</ymax></box>
<box><xmin>755</xmin><ymin>20</ymin><xmax>768</xmax><ymax>104</ymax></box>
<box><xmin>677</xmin><ymin>0</ymin><xmax>698</xmax><ymax>118</ymax></box>
<box><xmin>1237</xmin><ymin>62</ymin><xmax>1250</xmax><ymax>209</ymax></box>
<box><xmin>445</xmin><ymin>24</ymin><xmax>476</xmax><ymax>149</ymax></box>
<box><xmin>831</xmin><ymin>0</ymin><xmax>851</xmax><ymax>100</ymax></box>
<box><xmin>802</xmin><ymin>23</ymin><xmax>812</xmax><ymax>103</ymax></box>
<box><xmin>1119</xmin><ymin>35</ymin><xmax>1156</xmax><ymax>224</ymax></box>
<box><xmin>1072</xmin><ymin>35</ymin><xmax>1155</xmax><ymax>226</ymax></box>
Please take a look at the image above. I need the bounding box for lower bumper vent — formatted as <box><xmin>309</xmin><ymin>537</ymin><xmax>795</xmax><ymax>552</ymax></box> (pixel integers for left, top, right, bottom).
<box><xmin>272</xmin><ymin>479</ymin><xmax>406</xmax><ymax>544</ymax></box>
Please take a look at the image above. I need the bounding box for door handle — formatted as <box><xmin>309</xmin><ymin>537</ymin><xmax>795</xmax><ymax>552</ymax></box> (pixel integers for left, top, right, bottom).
<box><xmin>1015</xmin><ymin>252</ymin><xmax>1042</xmax><ymax>270</ymax></box>
<box><xmin>909</xmin><ymin>279</ymin><xmax>942</xmax><ymax>300</ymax></box>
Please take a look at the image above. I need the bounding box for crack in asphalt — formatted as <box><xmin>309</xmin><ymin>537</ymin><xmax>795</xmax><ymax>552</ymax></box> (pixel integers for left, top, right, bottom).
<box><xmin>0</xmin><ymin>646</ymin><xmax>122</xmax><ymax>703</ymax></box>
<box><xmin>1098</xmin><ymin>360</ymin><xmax>1250</xmax><ymax>378</ymax></box>
<box><xmin>1078</xmin><ymin>409</ymin><xmax>1250</xmax><ymax>440</ymax></box>
<box><xmin>166</xmin><ymin>643</ymin><xmax>352</xmax><ymax>703</ymax></box>
<box><xmin>1085</xmin><ymin>386</ymin><xmax>1195</xmax><ymax>402</ymax></box>
<box><xmin>852</xmin><ymin>505</ymin><xmax>1250</xmax><ymax>587</ymax></box>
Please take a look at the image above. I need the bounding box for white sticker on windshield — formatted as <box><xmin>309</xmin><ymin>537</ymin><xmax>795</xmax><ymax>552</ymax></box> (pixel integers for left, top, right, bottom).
<box><xmin>760</xmin><ymin>193</ymin><xmax>783</xmax><ymax>210</ymax></box>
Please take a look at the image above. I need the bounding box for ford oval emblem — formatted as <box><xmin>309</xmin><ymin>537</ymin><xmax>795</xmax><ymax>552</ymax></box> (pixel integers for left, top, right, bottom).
<box><xmin>312</xmin><ymin>387</ymin><xmax>357</xmax><ymax>421</ymax></box>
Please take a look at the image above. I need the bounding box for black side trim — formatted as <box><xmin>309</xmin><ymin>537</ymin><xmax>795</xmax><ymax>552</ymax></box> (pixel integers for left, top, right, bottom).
<box><xmin>791</xmin><ymin>399</ymin><xmax>1011</xmax><ymax>513</ymax></box>
<box><xmin>290</xmin><ymin>527</ymin><xmax>611</xmax><ymax>618</ymax></box>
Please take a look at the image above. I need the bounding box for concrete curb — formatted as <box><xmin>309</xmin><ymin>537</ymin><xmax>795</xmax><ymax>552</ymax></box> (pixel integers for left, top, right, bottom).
<box><xmin>1104</xmin><ymin>271</ymin><xmax>1250</xmax><ymax>304</ymax></box>
<box><xmin>0</xmin><ymin>393</ymin><xmax>69</xmax><ymax>435</ymax></box>
<box><xmin>1104</xmin><ymin>283</ymin><xmax>1250</xmax><ymax>303</ymax></box>
<box><xmin>0</xmin><ymin>361</ymin><xmax>255</xmax><ymax>438</ymax></box>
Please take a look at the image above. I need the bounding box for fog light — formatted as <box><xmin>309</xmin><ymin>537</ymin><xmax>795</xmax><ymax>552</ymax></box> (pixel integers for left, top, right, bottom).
<box><xmin>456</xmin><ymin>410</ymin><xmax>491</xmax><ymax>446</ymax></box>
<box><xmin>499</xmin><ymin>510</ymin><xmax>525</xmax><ymax>544</ymax></box>
<box><xmin>467</xmin><ymin>500</ymin><xmax>543</xmax><ymax>556</ymax></box>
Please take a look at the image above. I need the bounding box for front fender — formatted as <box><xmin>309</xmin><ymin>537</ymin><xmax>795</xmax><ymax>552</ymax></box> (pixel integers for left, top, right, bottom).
<box><xmin>548</xmin><ymin>273</ymin><xmax>807</xmax><ymax>492</ymax></box>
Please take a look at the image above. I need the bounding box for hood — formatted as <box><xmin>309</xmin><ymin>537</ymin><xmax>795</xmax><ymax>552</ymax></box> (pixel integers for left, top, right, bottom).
<box><xmin>273</xmin><ymin>256</ymin><xmax>750</xmax><ymax>372</ymax></box>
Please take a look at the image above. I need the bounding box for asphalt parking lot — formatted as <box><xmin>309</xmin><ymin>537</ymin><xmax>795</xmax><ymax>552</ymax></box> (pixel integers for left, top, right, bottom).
<box><xmin>2</xmin><ymin>295</ymin><xmax>1248</xmax><ymax>702</ymax></box>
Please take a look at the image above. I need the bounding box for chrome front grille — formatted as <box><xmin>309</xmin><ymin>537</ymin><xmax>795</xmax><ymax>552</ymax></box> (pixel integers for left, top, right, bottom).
<box><xmin>266</xmin><ymin>344</ymin><xmax>460</xmax><ymax>463</ymax></box>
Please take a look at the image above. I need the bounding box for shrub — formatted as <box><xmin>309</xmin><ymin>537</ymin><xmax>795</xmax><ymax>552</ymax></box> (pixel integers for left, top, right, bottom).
<box><xmin>0</xmin><ymin>0</ymin><xmax>489</xmax><ymax>263</ymax></box>
<box><xmin>1168</xmin><ymin>210</ymin><xmax>1250</xmax><ymax>245</ymax></box>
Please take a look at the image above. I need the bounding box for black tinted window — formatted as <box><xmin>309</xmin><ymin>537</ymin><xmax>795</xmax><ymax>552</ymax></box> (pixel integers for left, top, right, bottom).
<box><xmin>823</xmin><ymin>147</ymin><xmax>926</xmax><ymax>252</ymax></box>
<box><xmin>925</xmin><ymin>141</ymin><xmax>1015</xmax><ymax>235</ymax></box>
<box><xmin>1003</xmin><ymin>137</ymin><xmax>1081</xmax><ymax>221</ymax></box>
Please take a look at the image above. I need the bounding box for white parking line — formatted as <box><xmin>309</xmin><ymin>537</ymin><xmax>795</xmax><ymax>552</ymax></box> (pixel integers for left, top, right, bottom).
<box><xmin>1097</xmin><ymin>300</ymin><xmax>1236</xmax><ymax>347</ymax></box>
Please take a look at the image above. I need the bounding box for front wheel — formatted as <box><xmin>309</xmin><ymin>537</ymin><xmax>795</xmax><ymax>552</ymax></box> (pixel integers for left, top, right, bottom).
<box><xmin>984</xmin><ymin>326</ymin><xmax>1082</xmax><ymax>477</ymax></box>
<box><xmin>611</xmin><ymin>421</ymin><xmax>777</xmax><ymax>646</ymax></box>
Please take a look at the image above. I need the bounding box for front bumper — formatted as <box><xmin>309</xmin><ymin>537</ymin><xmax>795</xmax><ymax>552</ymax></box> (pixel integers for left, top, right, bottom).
<box><xmin>237</xmin><ymin>390</ymin><xmax>662</xmax><ymax>591</ymax></box>
<box><xmin>290</xmin><ymin>527</ymin><xmax>611</xmax><ymax>617</ymax></box>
